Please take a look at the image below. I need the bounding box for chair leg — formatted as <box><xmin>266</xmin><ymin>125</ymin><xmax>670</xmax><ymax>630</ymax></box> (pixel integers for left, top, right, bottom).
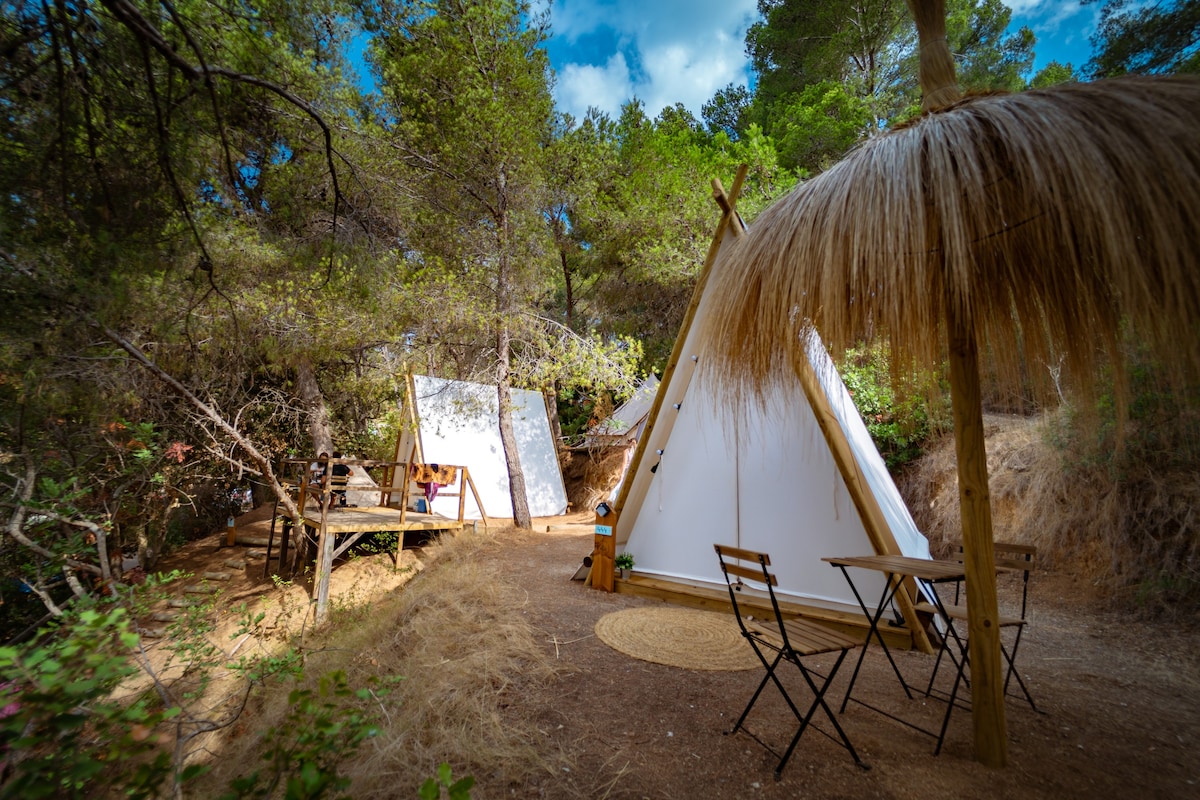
<box><xmin>924</xmin><ymin>632</ymin><xmax>950</xmax><ymax>697</ymax></box>
<box><xmin>1001</xmin><ymin>631</ymin><xmax>1039</xmax><ymax>712</ymax></box>
<box><xmin>726</xmin><ymin>648</ymin><xmax>784</xmax><ymax>736</ymax></box>
<box><xmin>775</xmin><ymin>650</ymin><xmax>868</xmax><ymax>777</ymax></box>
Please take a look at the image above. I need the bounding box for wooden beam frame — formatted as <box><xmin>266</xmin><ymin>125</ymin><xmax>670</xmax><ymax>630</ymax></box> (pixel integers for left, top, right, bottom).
<box><xmin>611</xmin><ymin>165</ymin><xmax>749</xmax><ymax>544</ymax></box>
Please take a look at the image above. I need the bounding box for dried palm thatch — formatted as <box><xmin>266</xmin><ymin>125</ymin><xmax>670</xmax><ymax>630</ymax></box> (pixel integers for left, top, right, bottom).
<box><xmin>698</xmin><ymin>76</ymin><xmax>1200</xmax><ymax>412</ymax></box>
<box><xmin>696</xmin><ymin>71</ymin><xmax>1200</xmax><ymax>768</ymax></box>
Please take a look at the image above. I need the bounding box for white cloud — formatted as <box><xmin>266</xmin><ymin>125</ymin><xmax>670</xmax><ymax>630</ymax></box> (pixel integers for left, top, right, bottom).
<box><xmin>547</xmin><ymin>0</ymin><xmax>759</xmax><ymax>121</ymax></box>
<box><xmin>556</xmin><ymin>53</ymin><xmax>634</xmax><ymax>121</ymax></box>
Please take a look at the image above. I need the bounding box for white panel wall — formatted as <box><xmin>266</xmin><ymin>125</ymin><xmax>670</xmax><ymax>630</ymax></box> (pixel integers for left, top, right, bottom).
<box><xmin>412</xmin><ymin>376</ymin><xmax>568</xmax><ymax>519</ymax></box>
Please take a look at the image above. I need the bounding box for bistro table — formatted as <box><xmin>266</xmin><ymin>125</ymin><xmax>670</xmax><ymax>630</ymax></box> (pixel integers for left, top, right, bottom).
<box><xmin>823</xmin><ymin>554</ymin><xmax>972</xmax><ymax>754</ymax></box>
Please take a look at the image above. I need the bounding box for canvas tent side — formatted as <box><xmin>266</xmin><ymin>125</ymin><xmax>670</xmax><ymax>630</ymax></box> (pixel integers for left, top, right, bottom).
<box><xmin>398</xmin><ymin>375</ymin><xmax>569</xmax><ymax>520</ymax></box>
<box><xmin>584</xmin><ymin>374</ymin><xmax>660</xmax><ymax>447</ymax></box>
<box><xmin>609</xmin><ymin>172</ymin><xmax>933</xmax><ymax>648</ymax></box>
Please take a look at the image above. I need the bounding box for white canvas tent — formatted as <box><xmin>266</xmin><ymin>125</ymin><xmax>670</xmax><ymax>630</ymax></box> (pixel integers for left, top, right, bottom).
<box><xmin>611</xmin><ymin>171</ymin><xmax>932</xmax><ymax>638</ymax></box>
<box><xmin>584</xmin><ymin>374</ymin><xmax>659</xmax><ymax>447</ymax></box>
<box><xmin>401</xmin><ymin>375</ymin><xmax>568</xmax><ymax>520</ymax></box>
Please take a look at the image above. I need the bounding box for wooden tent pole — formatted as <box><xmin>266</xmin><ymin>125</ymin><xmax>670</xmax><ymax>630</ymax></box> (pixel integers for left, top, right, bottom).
<box><xmin>790</xmin><ymin>347</ymin><xmax>934</xmax><ymax>654</ymax></box>
<box><xmin>611</xmin><ymin>165</ymin><xmax>748</xmax><ymax>541</ymax></box>
<box><xmin>947</xmin><ymin>303</ymin><xmax>1008</xmax><ymax>766</ymax></box>
<box><xmin>394</xmin><ymin>444</ymin><xmax>416</xmax><ymax>564</ymax></box>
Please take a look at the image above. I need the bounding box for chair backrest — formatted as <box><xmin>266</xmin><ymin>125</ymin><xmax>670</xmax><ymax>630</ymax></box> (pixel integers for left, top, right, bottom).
<box><xmin>953</xmin><ymin>541</ymin><xmax>1036</xmax><ymax>619</ymax></box>
<box><xmin>714</xmin><ymin>544</ymin><xmax>790</xmax><ymax>649</ymax></box>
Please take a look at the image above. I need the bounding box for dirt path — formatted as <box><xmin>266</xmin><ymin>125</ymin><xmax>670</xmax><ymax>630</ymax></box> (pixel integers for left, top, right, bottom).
<box><xmin>156</xmin><ymin>510</ymin><xmax>1199</xmax><ymax>799</ymax></box>
<box><xmin>485</xmin><ymin>524</ymin><xmax>1200</xmax><ymax>800</ymax></box>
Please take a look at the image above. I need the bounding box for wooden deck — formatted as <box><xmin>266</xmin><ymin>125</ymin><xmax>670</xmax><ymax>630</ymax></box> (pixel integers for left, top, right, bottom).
<box><xmin>301</xmin><ymin>505</ymin><xmax>467</xmax><ymax>534</ymax></box>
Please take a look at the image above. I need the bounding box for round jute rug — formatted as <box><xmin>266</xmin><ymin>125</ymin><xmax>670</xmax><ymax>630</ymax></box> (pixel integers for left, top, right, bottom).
<box><xmin>594</xmin><ymin>606</ymin><xmax>762</xmax><ymax>671</ymax></box>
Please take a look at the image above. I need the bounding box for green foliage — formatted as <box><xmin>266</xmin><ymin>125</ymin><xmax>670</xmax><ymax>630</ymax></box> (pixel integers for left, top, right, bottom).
<box><xmin>745</xmin><ymin>0</ymin><xmax>1036</xmax><ymax>169</ymax></box>
<box><xmin>1040</xmin><ymin>341</ymin><xmax>1200</xmax><ymax>614</ymax></box>
<box><xmin>1086</xmin><ymin>0</ymin><xmax>1200</xmax><ymax>78</ymax></box>
<box><xmin>418</xmin><ymin>764</ymin><xmax>475</xmax><ymax>800</ymax></box>
<box><xmin>765</xmin><ymin>82</ymin><xmax>871</xmax><ymax>174</ymax></box>
<box><xmin>838</xmin><ymin>342</ymin><xmax>945</xmax><ymax>470</ymax></box>
<box><xmin>943</xmin><ymin>0</ymin><xmax>1035</xmax><ymax>92</ymax></box>
<box><xmin>614</xmin><ymin>552</ymin><xmax>635</xmax><ymax>570</ymax></box>
<box><xmin>1028</xmin><ymin>61</ymin><xmax>1079</xmax><ymax>88</ymax></box>
<box><xmin>221</xmin><ymin>671</ymin><xmax>386</xmax><ymax>800</ymax></box>
<box><xmin>1055</xmin><ymin>344</ymin><xmax>1200</xmax><ymax>474</ymax></box>
<box><xmin>0</xmin><ymin>607</ymin><xmax>176</xmax><ymax>800</ymax></box>
<box><xmin>701</xmin><ymin>83</ymin><xmax>753</xmax><ymax>138</ymax></box>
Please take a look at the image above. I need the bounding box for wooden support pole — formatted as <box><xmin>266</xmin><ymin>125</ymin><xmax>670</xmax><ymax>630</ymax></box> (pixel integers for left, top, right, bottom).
<box><xmin>457</xmin><ymin>466</ymin><xmax>467</xmax><ymax>521</ymax></box>
<box><xmin>463</xmin><ymin>468</ymin><xmax>489</xmax><ymax>528</ymax></box>
<box><xmin>790</xmin><ymin>341</ymin><xmax>935</xmax><ymax>655</ymax></box>
<box><xmin>314</xmin><ymin>503</ymin><xmax>333</xmax><ymax>624</ymax></box>
<box><xmin>612</xmin><ymin>165</ymin><xmax>748</xmax><ymax>547</ymax></box>
<box><xmin>947</xmin><ymin>301</ymin><xmax>1008</xmax><ymax>767</ymax></box>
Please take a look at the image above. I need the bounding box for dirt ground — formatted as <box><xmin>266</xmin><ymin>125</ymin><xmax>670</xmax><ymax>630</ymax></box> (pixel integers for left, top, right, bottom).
<box><xmin>482</xmin><ymin>520</ymin><xmax>1199</xmax><ymax>800</ymax></box>
<box><xmin>155</xmin><ymin>502</ymin><xmax>1200</xmax><ymax>799</ymax></box>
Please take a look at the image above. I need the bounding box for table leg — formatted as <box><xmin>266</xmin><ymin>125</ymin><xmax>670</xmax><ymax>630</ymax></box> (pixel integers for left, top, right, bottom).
<box><xmin>837</xmin><ymin>566</ymin><xmax>914</xmax><ymax>712</ymax></box>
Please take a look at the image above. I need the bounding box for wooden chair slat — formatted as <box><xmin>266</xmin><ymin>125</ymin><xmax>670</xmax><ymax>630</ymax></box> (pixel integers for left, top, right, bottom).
<box><xmin>721</xmin><ymin>562</ymin><xmax>777</xmax><ymax>585</ymax></box>
<box><xmin>714</xmin><ymin>544</ymin><xmax>770</xmax><ymax>565</ymax></box>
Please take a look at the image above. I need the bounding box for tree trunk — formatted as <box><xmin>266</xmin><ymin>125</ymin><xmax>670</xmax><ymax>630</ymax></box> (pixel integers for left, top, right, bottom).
<box><xmin>496</xmin><ymin>323</ymin><xmax>532</xmax><ymax>529</ymax></box>
<box><xmin>560</xmin><ymin>247</ymin><xmax>575</xmax><ymax>331</ymax></box>
<box><xmin>295</xmin><ymin>357</ymin><xmax>334</xmax><ymax>455</ymax></box>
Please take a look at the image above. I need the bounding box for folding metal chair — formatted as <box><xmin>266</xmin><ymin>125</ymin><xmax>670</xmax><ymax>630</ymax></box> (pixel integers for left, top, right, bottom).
<box><xmin>923</xmin><ymin>542</ymin><xmax>1039</xmax><ymax>711</ymax></box>
<box><xmin>714</xmin><ymin>544</ymin><xmax>869</xmax><ymax>779</ymax></box>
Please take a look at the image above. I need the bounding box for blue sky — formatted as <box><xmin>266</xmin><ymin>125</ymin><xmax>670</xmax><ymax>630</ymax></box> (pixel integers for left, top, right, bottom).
<box><xmin>541</xmin><ymin>0</ymin><xmax>1102</xmax><ymax>122</ymax></box>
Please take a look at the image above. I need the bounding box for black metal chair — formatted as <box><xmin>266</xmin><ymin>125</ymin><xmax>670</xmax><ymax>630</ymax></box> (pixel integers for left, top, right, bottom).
<box><xmin>922</xmin><ymin>541</ymin><xmax>1039</xmax><ymax>711</ymax></box>
<box><xmin>714</xmin><ymin>544</ymin><xmax>869</xmax><ymax>779</ymax></box>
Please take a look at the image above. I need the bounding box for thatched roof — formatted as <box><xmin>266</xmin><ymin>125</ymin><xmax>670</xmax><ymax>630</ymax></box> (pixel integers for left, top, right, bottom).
<box><xmin>699</xmin><ymin>76</ymin><xmax>1200</xmax><ymax>408</ymax></box>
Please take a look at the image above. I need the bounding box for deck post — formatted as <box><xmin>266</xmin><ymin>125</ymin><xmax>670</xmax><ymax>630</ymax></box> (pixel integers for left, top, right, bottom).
<box><xmin>314</xmin><ymin>505</ymin><xmax>333</xmax><ymax>624</ymax></box>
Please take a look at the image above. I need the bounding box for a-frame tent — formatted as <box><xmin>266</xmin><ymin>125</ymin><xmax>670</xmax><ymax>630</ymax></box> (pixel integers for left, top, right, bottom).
<box><xmin>584</xmin><ymin>374</ymin><xmax>660</xmax><ymax>447</ymax></box>
<box><xmin>394</xmin><ymin>374</ymin><xmax>569</xmax><ymax>520</ymax></box>
<box><xmin>604</xmin><ymin>167</ymin><xmax>934</xmax><ymax>650</ymax></box>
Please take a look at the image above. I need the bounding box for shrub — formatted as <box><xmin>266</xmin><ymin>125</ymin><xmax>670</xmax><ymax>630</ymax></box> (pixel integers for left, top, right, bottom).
<box><xmin>0</xmin><ymin>606</ymin><xmax>178</xmax><ymax>800</ymax></box>
<box><xmin>838</xmin><ymin>342</ymin><xmax>947</xmax><ymax>470</ymax></box>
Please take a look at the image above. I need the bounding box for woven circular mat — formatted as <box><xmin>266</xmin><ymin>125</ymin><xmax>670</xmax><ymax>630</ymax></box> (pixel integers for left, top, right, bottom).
<box><xmin>594</xmin><ymin>606</ymin><xmax>762</xmax><ymax>671</ymax></box>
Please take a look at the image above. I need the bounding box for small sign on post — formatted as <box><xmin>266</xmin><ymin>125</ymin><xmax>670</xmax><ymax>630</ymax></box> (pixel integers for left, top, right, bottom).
<box><xmin>591</xmin><ymin>502</ymin><xmax>616</xmax><ymax>592</ymax></box>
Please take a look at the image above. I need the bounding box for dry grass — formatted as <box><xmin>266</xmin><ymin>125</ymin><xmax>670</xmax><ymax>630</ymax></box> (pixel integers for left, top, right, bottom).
<box><xmin>560</xmin><ymin>445</ymin><xmax>629</xmax><ymax>511</ymax></box>
<box><xmin>899</xmin><ymin>412</ymin><xmax>1200</xmax><ymax>616</ymax></box>
<box><xmin>193</xmin><ymin>530</ymin><xmax>565</xmax><ymax>798</ymax></box>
